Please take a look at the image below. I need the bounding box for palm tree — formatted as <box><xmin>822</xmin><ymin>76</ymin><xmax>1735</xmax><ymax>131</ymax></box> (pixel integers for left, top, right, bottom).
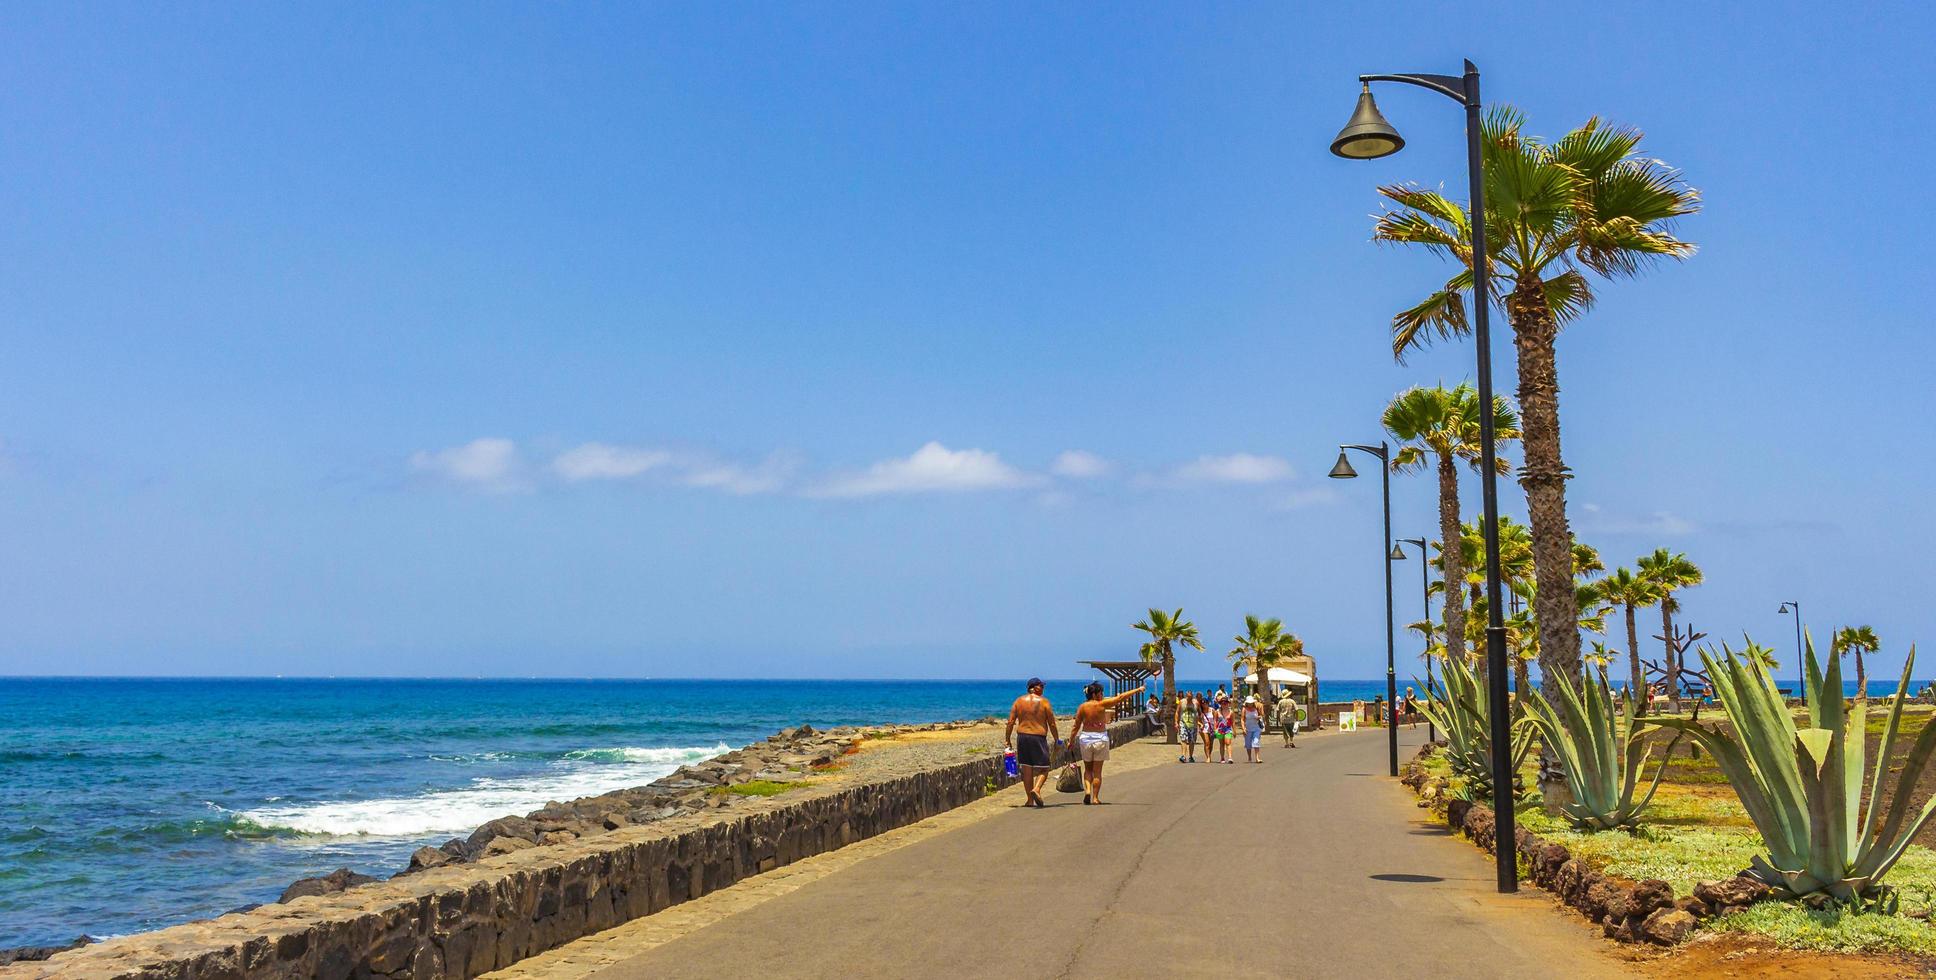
<box><xmin>1584</xmin><ymin>639</ymin><xmax>1616</xmax><ymax>670</ymax></box>
<box><xmin>1450</xmin><ymin>516</ymin><xmax>1532</xmax><ymax>679</ymax></box>
<box><xmin>1598</xmin><ymin>567</ymin><xmax>1659</xmax><ymax>710</ymax></box>
<box><xmin>1133</xmin><ymin>608</ymin><xmax>1202</xmax><ymax>744</ymax></box>
<box><xmin>1739</xmin><ymin>634</ymin><xmax>1780</xmax><ymax>672</ymax></box>
<box><xmin>1637</xmin><ymin>549</ymin><xmax>1702</xmax><ymax>712</ymax></box>
<box><xmin>1229</xmin><ymin>615</ymin><xmax>1292</xmax><ymax>699</ymax></box>
<box><xmin>1383</xmin><ymin>383</ymin><xmax>1521</xmax><ymax>667</ymax></box>
<box><xmin>1374</xmin><ymin>110</ymin><xmax>1699</xmax><ymax>698</ymax></box>
<box><xmin>1830</xmin><ymin>625</ymin><xmax>1881</xmax><ymax>704</ymax></box>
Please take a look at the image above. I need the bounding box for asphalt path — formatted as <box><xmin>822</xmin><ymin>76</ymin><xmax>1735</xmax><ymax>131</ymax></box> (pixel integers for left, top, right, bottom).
<box><xmin>586</xmin><ymin>725</ymin><xmax>1635</xmax><ymax>979</ymax></box>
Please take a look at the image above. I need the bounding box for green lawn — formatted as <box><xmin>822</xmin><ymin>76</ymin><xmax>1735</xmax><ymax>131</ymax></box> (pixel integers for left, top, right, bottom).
<box><xmin>709</xmin><ymin>779</ymin><xmax>806</xmax><ymax>797</ymax></box>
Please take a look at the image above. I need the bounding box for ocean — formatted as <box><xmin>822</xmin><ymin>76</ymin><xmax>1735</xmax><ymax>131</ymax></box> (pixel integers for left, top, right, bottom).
<box><xmin>0</xmin><ymin>674</ymin><xmax>1905</xmax><ymax>948</ymax></box>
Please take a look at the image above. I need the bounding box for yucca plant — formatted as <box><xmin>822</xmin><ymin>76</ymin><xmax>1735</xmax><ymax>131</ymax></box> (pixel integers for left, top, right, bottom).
<box><xmin>1416</xmin><ymin>652</ymin><xmax>1532</xmax><ymax>803</ymax></box>
<box><xmin>1514</xmin><ymin>666</ymin><xmax>1680</xmax><ymax>830</ymax></box>
<box><xmin>1652</xmin><ymin>638</ymin><xmax>1936</xmax><ymax>902</ymax></box>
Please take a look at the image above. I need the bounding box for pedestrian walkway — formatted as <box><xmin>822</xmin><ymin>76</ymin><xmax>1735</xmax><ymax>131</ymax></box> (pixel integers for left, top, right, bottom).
<box><xmin>490</xmin><ymin>726</ymin><xmax>1636</xmax><ymax>979</ymax></box>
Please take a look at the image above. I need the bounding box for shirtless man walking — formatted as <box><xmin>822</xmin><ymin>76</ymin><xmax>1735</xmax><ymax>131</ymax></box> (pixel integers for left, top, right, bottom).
<box><xmin>1004</xmin><ymin>678</ymin><xmax>1060</xmax><ymax>808</ymax></box>
<box><xmin>1070</xmin><ymin>681</ymin><xmax>1144</xmax><ymax>805</ymax></box>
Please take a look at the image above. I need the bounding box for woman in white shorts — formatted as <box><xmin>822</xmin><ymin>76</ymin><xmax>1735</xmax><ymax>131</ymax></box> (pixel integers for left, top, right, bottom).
<box><xmin>1070</xmin><ymin>681</ymin><xmax>1143</xmax><ymax>804</ymax></box>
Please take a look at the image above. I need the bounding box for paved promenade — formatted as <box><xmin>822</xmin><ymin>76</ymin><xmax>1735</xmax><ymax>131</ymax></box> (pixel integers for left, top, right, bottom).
<box><xmin>491</xmin><ymin>725</ymin><xmax>1636</xmax><ymax>980</ymax></box>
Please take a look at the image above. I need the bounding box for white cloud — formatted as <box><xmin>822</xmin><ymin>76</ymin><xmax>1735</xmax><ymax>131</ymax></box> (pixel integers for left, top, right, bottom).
<box><xmin>676</xmin><ymin>453</ymin><xmax>797</xmax><ymax>495</ymax></box>
<box><xmin>808</xmin><ymin>442</ymin><xmax>1039</xmax><ymax>498</ymax></box>
<box><xmin>409</xmin><ymin>438</ymin><xmax>526</xmax><ymax>492</ymax></box>
<box><xmin>1050</xmin><ymin>450</ymin><xmax>1112</xmax><ymax>479</ymax></box>
<box><xmin>1165</xmin><ymin>453</ymin><xmax>1296</xmax><ymax>485</ymax></box>
<box><xmin>1578</xmin><ymin>503</ymin><xmax>1697</xmax><ymax>536</ymax></box>
<box><xmin>552</xmin><ymin>443</ymin><xmax>673</xmax><ymax>482</ymax></box>
<box><xmin>552</xmin><ymin>443</ymin><xmax>794</xmax><ymax>495</ymax></box>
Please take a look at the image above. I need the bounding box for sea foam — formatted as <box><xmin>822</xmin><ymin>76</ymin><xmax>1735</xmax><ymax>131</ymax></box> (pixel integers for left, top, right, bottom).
<box><xmin>239</xmin><ymin>743</ymin><xmax>729</xmax><ymax>838</ymax></box>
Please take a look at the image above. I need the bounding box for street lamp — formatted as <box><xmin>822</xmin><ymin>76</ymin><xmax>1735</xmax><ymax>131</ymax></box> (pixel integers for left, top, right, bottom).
<box><xmin>1331</xmin><ymin>59</ymin><xmax>1519</xmax><ymax>893</ymax></box>
<box><xmin>1328</xmin><ymin>443</ymin><xmax>1399</xmax><ymax>777</ymax></box>
<box><xmin>1778</xmin><ymin>601</ymin><xmax>1803</xmax><ymax>696</ymax></box>
<box><xmin>1393</xmin><ymin>536</ymin><xmax>1435</xmax><ymax>742</ymax></box>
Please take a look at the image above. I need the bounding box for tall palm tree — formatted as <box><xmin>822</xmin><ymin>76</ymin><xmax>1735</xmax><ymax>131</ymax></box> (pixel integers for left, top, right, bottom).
<box><xmin>1830</xmin><ymin>625</ymin><xmax>1881</xmax><ymax>704</ymax></box>
<box><xmin>1374</xmin><ymin>110</ymin><xmax>1699</xmax><ymax>698</ymax></box>
<box><xmin>1598</xmin><ymin>567</ymin><xmax>1659</xmax><ymax>710</ymax></box>
<box><xmin>1133</xmin><ymin>608</ymin><xmax>1202</xmax><ymax>744</ymax></box>
<box><xmin>1229</xmin><ymin>615</ymin><xmax>1292</xmax><ymax>698</ymax></box>
<box><xmin>1383</xmin><ymin>383</ymin><xmax>1520</xmax><ymax>666</ymax></box>
<box><xmin>1637</xmin><ymin>549</ymin><xmax>1703</xmax><ymax>712</ymax></box>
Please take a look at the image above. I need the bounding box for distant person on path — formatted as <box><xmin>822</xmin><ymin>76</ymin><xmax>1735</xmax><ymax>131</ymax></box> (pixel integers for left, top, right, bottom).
<box><xmin>1241</xmin><ymin>695</ymin><xmax>1265</xmax><ymax>763</ymax></box>
<box><xmin>1192</xmin><ymin>689</ymin><xmax>1208</xmax><ymax>759</ymax></box>
<box><xmin>1276</xmin><ymin>688</ymin><xmax>1300</xmax><ymax>748</ymax></box>
<box><xmin>1212</xmin><ymin>695</ymin><xmax>1235</xmax><ymax>763</ymax></box>
<box><xmin>1175</xmin><ymin>694</ymin><xmax>1201</xmax><ymax>763</ymax></box>
<box><xmin>1004</xmin><ymin>678</ymin><xmax>1060</xmax><ymax>809</ymax></box>
<box><xmin>1071</xmin><ymin>681</ymin><xmax>1143</xmax><ymax>804</ymax></box>
<box><xmin>1402</xmin><ymin>687</ymin><xmax>1421</xmax><ymax>729</ymax></box>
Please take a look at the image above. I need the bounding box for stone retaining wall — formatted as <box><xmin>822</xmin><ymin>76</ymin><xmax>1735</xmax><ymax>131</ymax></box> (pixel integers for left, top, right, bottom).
<box><xmin>8</xmin><ymin>719</ymin><xmax>1145</xmax><ymax>980</ymax></box>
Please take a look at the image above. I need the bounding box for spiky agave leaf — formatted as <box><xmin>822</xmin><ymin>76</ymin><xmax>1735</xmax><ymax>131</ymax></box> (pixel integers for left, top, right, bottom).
<box><xmin>1653</xmin><ymin>638</ymin><xmax>1936</xmax><ymax>900</ymax></box>
<box><xmin>1515</xmin><ymin>667</ymin><xmax>1677</xmax><ymax>830</ymax></box>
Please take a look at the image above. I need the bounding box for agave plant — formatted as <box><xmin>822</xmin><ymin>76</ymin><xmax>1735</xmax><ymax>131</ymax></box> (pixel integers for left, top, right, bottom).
<box><xmin>1652</xmin><ymin>638</ymin><xmax>1936</xmax><ymax>901</ymax></box>
<box><xmin>1415</xmin><ymin>652</ymin><xmax>1532</xmax><ymax>803</ymax></box>
<box><xmin>1514</xmin><ymin>666</ymin><xmax>1680</xmax><ymax>830</ymax></box>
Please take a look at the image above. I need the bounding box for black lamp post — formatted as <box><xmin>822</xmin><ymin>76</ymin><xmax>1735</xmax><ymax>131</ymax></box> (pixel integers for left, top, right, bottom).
<box><xmin>1328</xmin><ymin>443</ymin><xmax>1398</xmax><ymax>777</ymax></box>
<box><xmin>1393</xmin><ymin>536</ymin><xmax>1435</xmax><ymax>742</ymax></box>
<box><xmin>1778</xmin><ymin>601</ymin><xmax>1803</xmax><ymax>694</ymax></box>
<box><xmin>1331</xmin><ymin>59</ymin><xmax>1518</xmax><ymax>893</ymax></box>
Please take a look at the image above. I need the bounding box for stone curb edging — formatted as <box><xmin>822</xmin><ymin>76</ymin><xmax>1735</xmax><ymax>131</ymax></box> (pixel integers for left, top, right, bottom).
<box><xmin>8</xmin><ymin>720</ymin><xmax>1146</xmax><ymax>980</ymax></box>
<box><xmin>1398</xmin><ymin>746</ymin><xmax>1772</xmax><ymax>947</ymax></box>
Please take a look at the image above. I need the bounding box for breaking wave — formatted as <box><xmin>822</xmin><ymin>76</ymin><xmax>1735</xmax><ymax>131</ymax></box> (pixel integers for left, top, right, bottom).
<box><xmin>237</xmin><ymin>744</ymin><xmax>728</xmax><ymax>838</ymax></box>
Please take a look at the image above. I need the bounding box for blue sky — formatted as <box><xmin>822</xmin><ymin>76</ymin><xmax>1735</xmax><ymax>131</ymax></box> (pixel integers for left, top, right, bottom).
<box><xmin>1</xmin><ymin>2</ymin><xmax>1930</xmax><ymax>680</ymax></box>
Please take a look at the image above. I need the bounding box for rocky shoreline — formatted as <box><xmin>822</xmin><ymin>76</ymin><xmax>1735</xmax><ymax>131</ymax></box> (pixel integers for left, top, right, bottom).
<box><xmin>0</xmin><ymin>716</ymin><xmax>1002</xmax><ymax>967</ymax></box>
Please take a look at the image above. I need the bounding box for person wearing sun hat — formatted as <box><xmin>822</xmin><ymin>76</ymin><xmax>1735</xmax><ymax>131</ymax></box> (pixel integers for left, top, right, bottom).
<box><xmin>1241</xmin><ymin>695</ymin><xmax>1266</xmax><ymax>763</ymax></box>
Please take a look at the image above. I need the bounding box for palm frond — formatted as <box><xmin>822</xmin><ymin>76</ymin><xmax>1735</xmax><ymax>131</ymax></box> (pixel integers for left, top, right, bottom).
<box><xmin>1391</xmin><ymin>270</ymin><xmax>1473</xmax><ymax>361</ymax></box>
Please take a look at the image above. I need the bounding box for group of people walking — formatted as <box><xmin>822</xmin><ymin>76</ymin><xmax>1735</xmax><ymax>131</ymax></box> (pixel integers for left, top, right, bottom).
<box><xmin>1002</xmin><ymin>677</ymin><xmax>1146</xmax><ymax>807</ymax></box>
<box><xmin>1001</xmin><ymin>678</ymin><xmax>1322</xmax><ymax>807</ymax></box>
<box><xmin>1169</xmin><ymin>687</ymin><xmax>1301</xmax><ymax>764</ymax></box>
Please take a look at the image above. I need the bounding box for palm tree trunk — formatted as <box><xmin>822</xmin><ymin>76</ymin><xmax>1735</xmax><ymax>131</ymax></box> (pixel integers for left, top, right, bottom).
<box><xmin>1436</xmin><ymin>454</ymin><xmax>1467</xmax><ymax>664</ymax></box>
<box><xmin>1468</xmin><ymin>582</ymin><xmax>1487</xmax><ymax>685</ymax></box>
<box><xmin>1624</xmin><ymin>604</ymin><xmax>1644</xmax><ymax>714</ymax></box>
<box><xmin>1162</xmin><ymin>651</ymin><xmax>1177</xmax><ymax>744</ymax></box>
<box><xmin>1661</xmin><ymin>598</ymin><xmax>1679</xmax><ymax>713</ymax></box>
<box><xmin>1506</xmin><ymin>279</ymin><xmax>1582</xmax><ymax>698</ymax></box>
<box><xmin>1855</xmin><ymin>649</ymin><xmax>1867</xmax><ymax>705</ymax></box>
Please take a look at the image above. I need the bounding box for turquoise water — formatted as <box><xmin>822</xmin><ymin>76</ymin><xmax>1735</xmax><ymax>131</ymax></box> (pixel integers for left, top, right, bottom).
<box><xmin>5</xmin><ymin>675</ymin><xmax>1388</xmax><ymax>948</ymax></box>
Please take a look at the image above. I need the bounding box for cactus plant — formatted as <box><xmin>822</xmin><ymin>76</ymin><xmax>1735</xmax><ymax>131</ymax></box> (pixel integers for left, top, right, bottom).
<box><xmin>1652</xmin><ymin>638</ymin><xmax>1936</xmax><ymax>901</ymax></box>
<box><xmin>1416</xmin><ymin>652</ymin><xmax>1531</xmax><ymax>803</ymax></box>
<box><xmin>1513</xmin><ymin>666</ymin><xmax>1680</xmax><ymax>830</ymax></box>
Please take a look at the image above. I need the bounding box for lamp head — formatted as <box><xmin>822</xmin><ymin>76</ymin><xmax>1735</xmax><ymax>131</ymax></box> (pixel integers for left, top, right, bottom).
<box><xmin>1389</xmin><ymin>544</ymin><xmax>1407</xmax><ymax>561</ymax></box>
<box><xmin>1327</xmin><ymin>451</ymin><xmax>1358</xmax><ymax>479</ymax></box>
<box><xmin>1330</xmin><ymin>84</ymin><xmax>1405</xmax><ymax>160</ymax></box>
